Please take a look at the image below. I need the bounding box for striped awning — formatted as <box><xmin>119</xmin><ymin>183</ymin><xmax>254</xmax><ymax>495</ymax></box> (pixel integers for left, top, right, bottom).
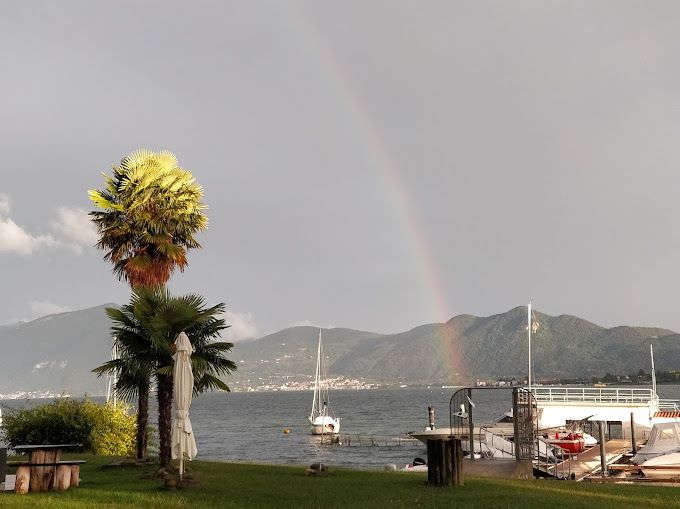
<box><xmin>653</xmin><ymin>411</ymin><xmax>680</xmax><ymax>418</ymax></box>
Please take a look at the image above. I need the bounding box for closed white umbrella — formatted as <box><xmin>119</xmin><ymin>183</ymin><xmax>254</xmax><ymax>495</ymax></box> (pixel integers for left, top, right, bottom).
<box><xmin>171</xmin><ymin>332</ymin><xmax>197</xmax><ymax>481</ymax></box>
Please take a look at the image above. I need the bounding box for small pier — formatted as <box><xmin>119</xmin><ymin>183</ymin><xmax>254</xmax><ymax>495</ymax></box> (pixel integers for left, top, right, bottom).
<box><xmin>534</xmin><ymin>439</ymin><xmax>644</xmax><ymax>481</ymax></box>
<box><xmin>319</xmin><ymin>434</ymin><xmax>420</xmax><ymax>447</ymax></box>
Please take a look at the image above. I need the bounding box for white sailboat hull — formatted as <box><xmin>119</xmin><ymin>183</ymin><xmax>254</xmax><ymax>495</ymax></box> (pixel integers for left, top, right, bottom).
<box><xmin>310</xmin><ymin>415</ymin><xmax>340</xmax><ymax>435</ymax></box>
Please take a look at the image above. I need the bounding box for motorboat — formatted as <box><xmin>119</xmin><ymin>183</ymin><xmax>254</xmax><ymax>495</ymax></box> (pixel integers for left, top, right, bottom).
<box><xmin>543</xmin><ymin>430</ymin><xmax>586</xmax><ymax>454</ymax></box>
<box><xmin>632</xmin><ymin>422</ymin><xmax>680</xmax><ymax>464</ymax></box>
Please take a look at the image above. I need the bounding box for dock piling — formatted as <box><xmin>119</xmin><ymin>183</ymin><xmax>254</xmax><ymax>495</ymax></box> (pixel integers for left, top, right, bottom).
<box><xmin>427</xmin><ymin>439</ymin><xmax>463</xmax><ymax>487</ymax></box>
<box><xmin>598</xmin><ymin>421</ymin><xmax>607</xmax><ymax>477</ymax></box>
<box><xmin>630</xmin><ymin>412</ymin><xmax>637</xmax><ymax>454</ymax></box>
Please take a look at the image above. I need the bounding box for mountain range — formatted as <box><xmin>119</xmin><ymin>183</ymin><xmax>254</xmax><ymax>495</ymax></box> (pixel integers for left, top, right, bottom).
<box><xmin>1</xmin><ymin>304</ymin><xmax>678</xmax><ymax>397</ymax></box>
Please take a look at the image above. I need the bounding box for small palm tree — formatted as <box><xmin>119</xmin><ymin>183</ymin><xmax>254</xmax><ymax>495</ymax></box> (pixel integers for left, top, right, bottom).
<box><xmin>94</xmin><ymin>287</ymin><xmax>236</xmax><ymax>467</ymax></box>
<box><xmin>92</xmin><ymin>301</ymin><xmax>158</xmax><ymax>460</ymax></box>
<box><xmin>146</xmin><ymin>290</ymin><xmax>236</xmax><ymax>467</ymax></box>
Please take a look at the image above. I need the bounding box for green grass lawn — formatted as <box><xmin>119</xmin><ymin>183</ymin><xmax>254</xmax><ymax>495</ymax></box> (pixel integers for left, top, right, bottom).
<box><xmin>2</xmin><ymin>456</ymin><xmax>680</xmax><ymax>509</ymax></box>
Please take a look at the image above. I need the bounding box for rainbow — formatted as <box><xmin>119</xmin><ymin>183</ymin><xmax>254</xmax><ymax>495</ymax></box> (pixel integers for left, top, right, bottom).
<box><xmin>283</xmin><ymin>6</ymin><xmax>462</xmax><ymax>380</ymax></box>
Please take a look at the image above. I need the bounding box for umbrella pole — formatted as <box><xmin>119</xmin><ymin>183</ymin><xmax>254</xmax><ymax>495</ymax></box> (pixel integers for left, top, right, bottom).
<box><xmin>179</xmin><ymin>440</ymin><xmax>184</xmax><ymax>482</ymax></box>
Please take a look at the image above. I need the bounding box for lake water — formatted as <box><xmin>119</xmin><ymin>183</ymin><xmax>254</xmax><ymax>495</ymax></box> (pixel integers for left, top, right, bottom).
<box><xmin>3</xmin><ymin>385</ymin><xmax>679</xmax><ymax>470</ymax></box>
<box><xmin>190</xmin><ymin>387</ymin><xmax>495</xmax><ymax>469</ymax></box>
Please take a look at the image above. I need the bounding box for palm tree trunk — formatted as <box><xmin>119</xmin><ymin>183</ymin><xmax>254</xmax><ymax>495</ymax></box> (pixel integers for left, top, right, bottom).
<box><xmin>136</xmin><ymin>379</ymin><xmax>149</xmax><ymax>460</ymax></box>
<box><xmin>157</xmin><ymin>373</ymin><xmax>174</xmax><ymax>467</ymax></box>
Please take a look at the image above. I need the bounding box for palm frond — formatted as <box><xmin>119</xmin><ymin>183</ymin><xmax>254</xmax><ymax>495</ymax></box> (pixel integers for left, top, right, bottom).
<box><xmin>194</xmin><ymin>373</ymin><xmax>230</xmax><ymax>394</ymax></box>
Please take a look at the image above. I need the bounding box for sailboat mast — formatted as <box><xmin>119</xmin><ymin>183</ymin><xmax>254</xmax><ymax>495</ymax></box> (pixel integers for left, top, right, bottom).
<box><xmin>527</xmin><ymin>300</ymin><xmax>532</xmax><ymax>393</ymax></box>
<box><xmin>310</xmin><ymin>328</ymin><xmax>323</xmax><ymax>421</ymax></box>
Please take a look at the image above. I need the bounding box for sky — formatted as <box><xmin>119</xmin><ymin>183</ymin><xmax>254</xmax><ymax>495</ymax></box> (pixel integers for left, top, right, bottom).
<box><xmin>2</xmin><ymin>1</ymin><xmax>680</xmax><ymax>341</ymax></box>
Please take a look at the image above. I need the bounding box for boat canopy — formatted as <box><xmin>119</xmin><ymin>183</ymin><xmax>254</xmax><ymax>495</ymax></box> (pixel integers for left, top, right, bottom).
<box><xmin>632</xmin><ymin>422</ymin><xmax>680</xmax><ymax>464</ymax></box>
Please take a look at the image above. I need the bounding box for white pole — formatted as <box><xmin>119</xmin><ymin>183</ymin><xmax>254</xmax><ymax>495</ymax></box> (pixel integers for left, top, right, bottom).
<box><xmin>112</xmin><ymin>342</ymin><xmax>118</xmax><ymax>409</ymax></box>
<box><xmin>651</xmin><ymin>344</ymin><xmax>657</xmax><ymax>398</ymax></box>
<box><xmin>527</xmin><ymin>300</ymin><xmax>532</xmax><ymax>393</ymax></box>
<box><xmin>107</xmin><ymin>339</ymin><xmax>118</xmax><ymax>408</ymax></box>
<box><xmin>179</xmin><ymin>437</ymin><xmax>184</xmax><ymax>481</ymax></box>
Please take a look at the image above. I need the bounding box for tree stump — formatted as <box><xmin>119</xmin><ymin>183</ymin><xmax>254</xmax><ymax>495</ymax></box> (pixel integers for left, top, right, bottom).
<box><xmin>55</xmin><ymin>465</ymin><xmax>72</xmax><ymax>491</ymax></box>
<box><xmin>15</xmin><ymin>466</ymin><xmax>30</xmax><ymax>494</ymax></box>
<box><xmin>70</xmin><ymin>465</ymin><xmax>81</xmax><ymax>487</ymax></box>
<box><xmin>28</xmin><ymin>448</ymin><xmax>59</xmax><ymax>492</ymax></box>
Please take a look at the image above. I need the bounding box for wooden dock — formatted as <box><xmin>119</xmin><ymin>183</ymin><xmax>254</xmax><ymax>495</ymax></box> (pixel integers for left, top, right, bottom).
<box><xmin>541</xmin><ymin>439</ymin><xmax>632</xmax><ymax>481</ymax></box>
<box><xmin>569</xmin><ymin>439</ymin><xmax>631</xmax><ymax>480</ymax></box>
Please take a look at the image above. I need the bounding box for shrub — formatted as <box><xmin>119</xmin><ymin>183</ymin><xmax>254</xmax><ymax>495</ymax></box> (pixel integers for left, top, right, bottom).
<box><xmin>1</xmin><ymin>399</ymin><xmax>136</xmax><ymax>456</ymax></box>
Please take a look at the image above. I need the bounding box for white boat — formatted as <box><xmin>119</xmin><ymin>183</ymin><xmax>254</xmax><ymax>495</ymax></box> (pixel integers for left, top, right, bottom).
<box><xmin>309</xmin><ymin>329</ymin><xmax>340</xmax><ymax>435</ymax></box>
<box><xmin>632</xmin><ymin>422</ymin><xmax>680</xmax><ymax>464</ymax></box>
<box><xmin>640</xmin><ymin>452</ymin><xmax>680</xmax><ymax>478</ymax></box>
<box><xmin>527</xmin><ymin>319</ymin><xmax>678</xmax><ymax>438</ymax></box>
<box><xmin>531</xmin><ymin>386</ymin><xmax>673</xmax><ymax>433</ymax></box>
<box><xmin>410</xmin><ymin>305</ymin><xmax>680</xmax><ymax>469</ymax></box>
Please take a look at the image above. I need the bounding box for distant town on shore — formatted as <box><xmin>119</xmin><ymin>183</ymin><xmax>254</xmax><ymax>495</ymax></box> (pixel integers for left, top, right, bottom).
<box><xmin>3</xmin><ymin>368</ymin><xmax>676</xmax><ymax>401</ymax></box>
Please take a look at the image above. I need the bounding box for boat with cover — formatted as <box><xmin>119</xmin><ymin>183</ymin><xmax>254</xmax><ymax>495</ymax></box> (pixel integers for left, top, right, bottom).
<box><xmin>632</xmin><ymin>422</ymin><xmax>680</xmax><ymax>464</ymax></box>
<box><xmin>309</xmin><ymin>329</ymin><xmax>340</xmax><ymax>435</ymax></box>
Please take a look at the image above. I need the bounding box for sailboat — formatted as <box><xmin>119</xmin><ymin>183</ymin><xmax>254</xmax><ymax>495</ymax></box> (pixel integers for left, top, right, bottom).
<box><xmin>309</xmin><ymin>328</ymin><xmax>340</xmax><ymax>435</ymax></box>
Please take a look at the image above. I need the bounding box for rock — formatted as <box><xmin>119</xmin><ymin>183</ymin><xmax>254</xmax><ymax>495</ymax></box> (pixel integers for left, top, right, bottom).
<box><xmin>305</xmin><ymin>463</ymin><xmax>329</xmax><ymax>477</ymax></box>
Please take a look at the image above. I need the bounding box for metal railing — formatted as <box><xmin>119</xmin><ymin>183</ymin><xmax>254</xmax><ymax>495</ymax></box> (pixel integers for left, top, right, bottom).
<box><xmin>530</xmin><ymin>387</ymin><xmax>657</xmax><ymax>405</ymax></box>
<box><xmin>533</xmin><ymin>438</ymin><xmax>574</xmax><ymax>480</ymax></box>
<box><xmin>479</xmin><ymin>426</ymin><xmax>515</xmax><ymax>458</ymax></box>
<box><xmin>658</xmin><ymin>399</ymin><xmax>680</xmax><ymax>411</ymax></box>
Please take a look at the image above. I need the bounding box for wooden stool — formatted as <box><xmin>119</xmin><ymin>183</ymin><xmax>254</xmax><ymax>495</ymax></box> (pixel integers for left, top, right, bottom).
<box><xmin>55</xmin><ymin>465</ymin><xmax>72</xmax><ymax>491</ymax></box>
<box><xmin>70</xmin><ymin>465</ymin><xmax>80</xmax><ymax>487</ymax></box>
<box><xmin>14</xmin><ymin>465</ymin><xmax>30</xmax><ymax>494</ymax></box>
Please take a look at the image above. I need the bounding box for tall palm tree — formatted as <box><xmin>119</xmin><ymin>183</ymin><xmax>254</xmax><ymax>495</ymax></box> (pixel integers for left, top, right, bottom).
<box><xmin>94</xmin><ymin>287</ymin><xmax>236</xmax><ymax>467</ymax></box>
<box><xmin>88</xmin><ymin>148</ymin><xmax>208</xmax><ymax>287</ymax></box>
<box><xmin>89</xmin><ymin>149</ymin><xmax>209</xmax><ymax>458</ymax></box>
